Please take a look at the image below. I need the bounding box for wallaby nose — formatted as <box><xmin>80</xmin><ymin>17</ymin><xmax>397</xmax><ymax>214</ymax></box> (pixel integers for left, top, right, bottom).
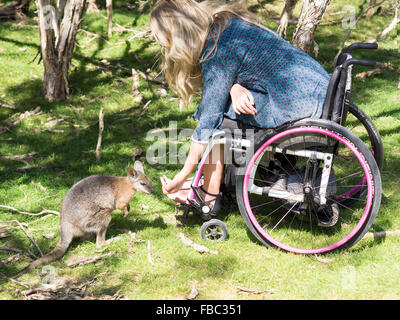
<box><xmin>147</xmin><ymin>186</ymin><xmax>154</xmax><ymax>194</ymax></box>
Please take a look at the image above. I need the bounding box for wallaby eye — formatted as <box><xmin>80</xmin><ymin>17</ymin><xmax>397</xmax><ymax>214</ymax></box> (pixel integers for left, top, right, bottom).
<box><xmin>140</xmin><ymin>182</ymin><xmax>147</xmax><ymax>186</ymax></box>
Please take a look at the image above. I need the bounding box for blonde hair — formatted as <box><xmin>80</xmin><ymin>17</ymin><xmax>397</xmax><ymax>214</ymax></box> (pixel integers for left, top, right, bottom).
<box><xmin>149</xmin><ymin>0</ymin><xmax>264</xmax><ymax>105</ymax></box>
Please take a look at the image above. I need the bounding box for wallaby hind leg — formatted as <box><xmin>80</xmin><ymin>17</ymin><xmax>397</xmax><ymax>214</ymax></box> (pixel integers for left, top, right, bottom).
<box><xmin>95</xmin><ymin>211</ymin><xmax>111</xmax><ymax>248</ymax></box>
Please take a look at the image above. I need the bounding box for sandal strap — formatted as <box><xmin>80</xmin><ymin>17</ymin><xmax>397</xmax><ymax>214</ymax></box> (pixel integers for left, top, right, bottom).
<box><xmin>199</xmin><ymin>186</ymin><xmax>220</xmax><ymax>198</ymax></box>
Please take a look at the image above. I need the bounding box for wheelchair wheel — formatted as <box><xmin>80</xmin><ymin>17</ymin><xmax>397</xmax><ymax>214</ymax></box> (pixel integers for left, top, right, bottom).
<box><xmin>236</xmin><ymin>119</ymin><xmax>381</xmax><ymax>254</ymax></box>
<box><xmin>347</xmin><ymin>102</ymin><xmax>383</xmax><ymax>170</ymax></box>
<box><xmin>339</xmin><ymin>102</ymin><xmax>384</xmax><ymax>207</ymax></box>
<box><xmin>200</xmin><ymin>219</ymin><xmax>228</xmax><ymax>242</ymax></box>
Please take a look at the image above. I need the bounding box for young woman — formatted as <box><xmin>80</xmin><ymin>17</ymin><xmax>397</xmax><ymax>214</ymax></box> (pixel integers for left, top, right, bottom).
<box><xmin>151</xmin><ymin>0</ymin><xmax>330</xmax><ymax>212</ymax></box>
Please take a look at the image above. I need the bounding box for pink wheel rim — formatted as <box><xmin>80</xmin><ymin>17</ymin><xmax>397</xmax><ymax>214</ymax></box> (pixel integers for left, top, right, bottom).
<box><xmin>243</xmin><ymin>126</ymin><xmax>374</xmax><ymax>254</ymax></box>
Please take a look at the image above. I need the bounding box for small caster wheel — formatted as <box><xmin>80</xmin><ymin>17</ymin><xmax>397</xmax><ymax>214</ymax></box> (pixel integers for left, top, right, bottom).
<box><xmin>200</xmin><ymin>219</ymin><xmax>228</xmax><ymax>242</ymax></box>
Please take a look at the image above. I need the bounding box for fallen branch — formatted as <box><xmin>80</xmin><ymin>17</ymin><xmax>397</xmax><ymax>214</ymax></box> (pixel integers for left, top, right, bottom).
<box><xmin>178</xmin><ymin>233</ymin><xmax>218</xmax><ymax>255</ymax></box>
<box><xmin>355</xmin><ymin>62</ymin><xmax>400</xmax><ymax>79</ymax></box>
<box><xmin>96</xmin><ymin>107</ymin><xmax>104</xmax><ymax>162</ymax></box>
<box><xmin>375</xmin><ymin>2</ymin><xmax>400</xmax><ymax>41</ymax></box>
<box><xmin>334</xmin><ymin>0</ymin><xmax>387</xmax><ymax>65</ymax></box>
<box><xmin>132</xmin><ymin>68</ymin><xmax>143</xmax><ymax>103</ymax></box>
<box><xmin>30</xmin><ymin>181</ymin><xmax>47</xmax><ymax>192</ymax></box>
<box><xmin>0</xmin><ymin>272</ymin><xmax>30</xmax><ymax>289</ymax></box>
<box><xmin>0</xmin><ymin>205</ymin><xmax>59</xmax><ymax>217</ymax></box>
<box><xmin>314</xmin><ymin>255</ymin><xmax>335</xmax><ymax>263</ymax></box>
<box><xmin>1</xmin><ymin>219</ymin><xmax>43</xmax><ymax>257</ymax></box>
<box><xmin>0</xmin><ymin>152</ymin><xmax>38</xmax><ymax>165</ymax></box>
<box><xmin>0</xmin><ymin>246</ymin><xmax>35</xmax><ymax>261</ymax></box>
<box><xmin>236</xmin><ymin>286</ymin><xmax>274</xmax><ymax>295</ymax></box>
<box><xmin>0</xmin><ymin>226</ymin><xmax>14</xmax><ymax>239</ymax></box>
<box><xmin>147</xmin><ymin>240</ymin><xmax>155</xmax><ymax>266</ymax></box>
<box><xmin>17</xmin><ymin>165</ymin><xmax>64</xmax><ymax>173</ymax></box>
<box><xmin>140</xmin><ymin>100</ymin><xmax>151</xmax><ymax>116</ymax></box>
<box><xmin>0</xmin><ymin>107</ymin><xmax>40</xmax><ymax>134</ymax></box>
<box><xmin>67</xmin><ymin>252</ymin><xmax>113</xmax><ymax>268</ymax></box>
<box><xmin>355</xmin><ymin>68</ymin><xmax>383</xmax><ymax>78</ymax></box>
<box><xmin>186</xmin><ymin>280</ymin><xmax>199</xmax><ymax>300</ymax></box>
<box><xmin>128</xmin><ymin>231</ymin><xmax>144</xmax><ymax>254</ymax></box>
<box><xmin>21</xmin><ymin>270</ymin><xmax>123</xmax><ymax>300</ymax></box>
<box><xmin>0</xmin><ymin>102</ymin><xmax>16</xmax><ymax>109</ymax></box>
<box><xmin>363</xmin><ymin>229</ymin><xmax>400</xmax><ymax>239</ymax></box>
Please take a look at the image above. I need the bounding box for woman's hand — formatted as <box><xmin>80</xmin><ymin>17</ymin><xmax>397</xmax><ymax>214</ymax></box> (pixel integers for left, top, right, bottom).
<box><xmin>230</xmin><ymin>83</ymin><xmax>257</xmax><ymax>115</ymax></box>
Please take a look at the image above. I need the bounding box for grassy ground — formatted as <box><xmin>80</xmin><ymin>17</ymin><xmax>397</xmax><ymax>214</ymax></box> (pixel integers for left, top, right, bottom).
<box><xmin>0</xmin><ymin>0</ymin><xmax>399</xmax><ymax>300</ymax></box>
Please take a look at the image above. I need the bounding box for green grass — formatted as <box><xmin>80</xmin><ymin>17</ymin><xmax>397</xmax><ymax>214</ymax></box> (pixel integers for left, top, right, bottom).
<box><xmin>0</xmin><ymin>0</ymin><xmax>400</xmax><ymax>300</ymax></box>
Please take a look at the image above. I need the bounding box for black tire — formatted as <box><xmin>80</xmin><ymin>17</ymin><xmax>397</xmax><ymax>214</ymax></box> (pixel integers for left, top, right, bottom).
<box><xmin>347</xmin><ymin>102</ymin><xmax>384</xmax><ymax>170</ymax></box>
<box><xmin>235</xmin><ymin>119</ymin><xmax>382</xmax><ymax>254</ymax></box>
<box><xmin>200</xmin><ymin>219</ymin><xmax>228</xmax><ymax>242</ymax></box>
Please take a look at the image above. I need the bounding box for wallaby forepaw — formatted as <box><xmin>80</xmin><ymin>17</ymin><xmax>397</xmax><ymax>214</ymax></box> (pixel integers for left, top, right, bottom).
<box><xmin>123</xmin><ymin>205</ymin><xmax>130</xmax><ymax>218</ymax></box>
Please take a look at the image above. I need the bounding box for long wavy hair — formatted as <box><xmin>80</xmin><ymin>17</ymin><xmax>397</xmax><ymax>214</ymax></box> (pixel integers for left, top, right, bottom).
<box><xmin>149</xmin><ymin>0</ymin><xmax>264</xmax><ymax>105</ymax></box>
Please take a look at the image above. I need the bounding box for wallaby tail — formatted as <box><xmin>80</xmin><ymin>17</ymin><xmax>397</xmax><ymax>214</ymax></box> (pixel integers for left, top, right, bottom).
<box><xmin>12</xmin><ymin>240</ymin><xmax>69</xmax><ymax>278</ymax></box>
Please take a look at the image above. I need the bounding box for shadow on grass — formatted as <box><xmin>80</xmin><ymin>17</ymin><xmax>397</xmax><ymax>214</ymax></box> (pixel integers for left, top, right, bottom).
<box><xmin>1</xmin><ymin>4</ymin><xmax>400</xmax><ymax>296</ymax></box>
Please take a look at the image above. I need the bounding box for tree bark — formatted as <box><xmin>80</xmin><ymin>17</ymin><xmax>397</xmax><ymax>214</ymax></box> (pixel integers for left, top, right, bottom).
<box><xmin>87</xmin><ymin>0</ymin><xmax>99</xmax><ymax>13</ymax></box>
<box><xmin>36</xmin><ymin>0</ymin><xmax>86</xmax><ymax>102</ymax></box>
<box><xmin>366</xmin><ymin>0</ymin><xmax>377</xmax><ymax>18</ymax></box>
<box><xmin>0</xmin><ymin>0</ymin><xmax>31</xmax><ymax>21</ymax></box>
<box><xmin>277</xmin><ymin>0</ymin><xmax>299</xmax><ymax>38</ymax></box>
<box><xmin>106</xmin><ymin>0</ymin><xmax>112</xmax><ymax>38</ymax></box>
<box><xmin>292</xmin><ymin>0</ymin><xmax>331</xmax><ymax>53</ymax></box>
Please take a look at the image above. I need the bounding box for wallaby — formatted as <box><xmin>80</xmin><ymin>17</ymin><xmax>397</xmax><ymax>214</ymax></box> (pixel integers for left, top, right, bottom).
<box><xmin>13</xmin><ymin>161</ymin><xmax>153</xmax><ymax>278</ymax></box>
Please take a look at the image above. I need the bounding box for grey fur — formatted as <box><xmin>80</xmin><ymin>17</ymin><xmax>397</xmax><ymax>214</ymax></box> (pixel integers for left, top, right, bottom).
<box><xmin>13</xmin><ymin>162</ymin><xmax>153</xmax><ymax>278</ymax></box>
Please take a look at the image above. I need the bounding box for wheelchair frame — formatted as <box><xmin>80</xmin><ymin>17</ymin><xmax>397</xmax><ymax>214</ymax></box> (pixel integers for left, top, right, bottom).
<box><xmin>180</xmin><ymin>43</ymin><xmax>383</xmax><ymax>252</ymax></box>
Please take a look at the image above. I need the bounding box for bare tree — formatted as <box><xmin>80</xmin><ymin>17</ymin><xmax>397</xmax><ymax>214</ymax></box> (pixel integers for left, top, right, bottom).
<box><xmin>0</xmin><ymin>0</ymin><xmax>31</xmax><ymax>21</ymax></box>
<box><xmin>292</xmin><ymin>0</ymin><xmax>331</xmax><ymax>53</ymax></box>
<box><xmin>106</xmin><ymin>0</ymin><xmax>112</xmax><ymax>38</ymax></box>
<box><xmin>35</xmin><ymin>0</ymin><xmax>86</xmax><ymax>102</ymax></box>
<box><xmin>277</xmin><ymin>0</ymin><xmax>299</xmax><ymax>38</ymax></box>
<box><xmin>87</xmin><ymin>0</ymin><xmax>99</xmax><ymax>13</ymax></box>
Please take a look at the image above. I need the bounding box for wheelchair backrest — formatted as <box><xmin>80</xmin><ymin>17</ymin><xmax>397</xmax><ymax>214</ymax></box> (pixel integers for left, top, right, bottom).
<box><xmin>321</xmin><ymin>42</ymin><xmax>378</xmax><ymax>126</ymax></box>
<box><xmin>321</xmin><ymin>53</ymin><xmax>352</xmax><ymax>126</ymax></box>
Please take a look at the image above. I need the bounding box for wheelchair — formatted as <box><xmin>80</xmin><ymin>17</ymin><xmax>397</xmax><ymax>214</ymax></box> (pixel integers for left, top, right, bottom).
<box><xmin>180</xmin><ymin>43</ymin><xmax>383</xmax><ymax>254</ymax></box>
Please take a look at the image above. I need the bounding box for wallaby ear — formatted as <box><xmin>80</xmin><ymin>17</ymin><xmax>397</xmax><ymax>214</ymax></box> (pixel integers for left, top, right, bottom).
<box><xmin>126</xmin><ymin>167</ymin><xmax>137</xmax><ymax>177</ymax></box>
<box><xmin>133</xmin><ymin>160</ymin><xmax>144</xmax><ymax>173</ymax></box>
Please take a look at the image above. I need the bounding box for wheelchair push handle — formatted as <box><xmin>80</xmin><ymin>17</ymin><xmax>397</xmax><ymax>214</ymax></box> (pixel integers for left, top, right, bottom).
<box><xmin>342</xmin><ymin>58</ymin><xmax>377</xmax><ymax>69</ymax></box>
<box><xmin>344</xmin><ymin>42</ymin><xmax>378</xmax><ymax>54</ymax></box>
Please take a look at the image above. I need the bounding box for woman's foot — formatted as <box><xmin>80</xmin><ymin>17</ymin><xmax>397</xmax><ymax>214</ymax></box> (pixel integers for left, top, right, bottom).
<box><xmin>194</xmin><ymin>186</ymin><xmax>222</xmax><ymax>218</ymax></box>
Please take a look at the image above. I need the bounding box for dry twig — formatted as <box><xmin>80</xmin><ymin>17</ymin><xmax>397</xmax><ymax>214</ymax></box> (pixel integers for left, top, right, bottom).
<box><xmin>186</xmin><ymin>280</ymin><xmax>199</xmax><ymax>300</ymax></box>
<box><xmin>96</xmin><ymin>107</ymin><xmax>105</xmax><ymax>162</ymax></box>
<box><xmin>67</xmin><ymin>252</ymin><xmax>113</xmax><ymax>268</ymax></box>
<box><xmin>0</xmin><ymin>107</ymin><xmax>40</xmax><ymax>134</ymax></box>
<box><xmin>236</xmin><ymin>286</ymin><xmax>274</xmax><ymax>295</ymax></box>
<box><xmin>1</xmin><ymin>219</ymin><xmax>43</xmax><ymax>257</ymax></box>
<box><xmin>178</xmin><ymin>232</ymin><xmax>218</xmax><ymax>255</ymax></box>
<box><xmin>375</xmin><ymin>2</ymin><xmax>400</xmax><ymax>41</ymax></box>
<box><xmin>334</xmin><ymin>0</ymin><xmax>387</xmax><ymax>65</ymax></box>
<box><xmin>363</xmin><ymin>229</ymin><xmax>400</xmax><ymax>239</ymax></box>
<box><xmin>0</xmin><ymin>205</ymin><xmax>59</xmax><ymax>216</ymax></box>
<box><xmin>147</xmin><ymin>240</ymin><xmax>155</xmax><ymax>266</ymax></box>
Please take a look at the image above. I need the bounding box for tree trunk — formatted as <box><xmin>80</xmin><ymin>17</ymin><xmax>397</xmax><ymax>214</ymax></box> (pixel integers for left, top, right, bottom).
<box><xmin>87</xmin><ymin>0</ymin><xmax>99</xmax><ymax>13</ymax></box>
<box><xmin>0</xmin><ymin>0</ymin><xmax>31</xmax><ymax>21</ymax></box>
<box><xmin>366</xmin><ymin>0</ymin><xmax>377</xmax><ymax>18</ymax></box>
<box><xmin>277</xmin><ymin>0</ymin><xmax>299</xmax><ymax>38</ymax></box>
<box><xmin>292</xmin><ymin>0</ymin><xmax>331</xmax><ymax>53</ymax></box>
<box><xmin>36</xmin><ymin>0</ymin><xmax>86</xmax><ymax>102</ymax></box>
<box><xmin>106</xmin><ymin>0</ymin><xmax>113</xmax><ymax>38</ymax></box>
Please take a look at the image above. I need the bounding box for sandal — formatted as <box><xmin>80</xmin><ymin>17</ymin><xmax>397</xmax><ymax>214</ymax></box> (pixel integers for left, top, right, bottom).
<box><xmin>190</xmin><ymin>186</ymin><xmax>223</xmax><ymax>220</ymax></box>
